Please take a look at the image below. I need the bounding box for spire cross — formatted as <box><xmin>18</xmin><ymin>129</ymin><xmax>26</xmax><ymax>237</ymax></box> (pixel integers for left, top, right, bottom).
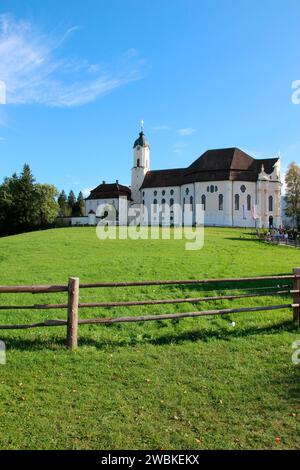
<box><xmin>141</xmin><ymin>119</ymin><xmax>144</xmax><ymax>133</ymax></box>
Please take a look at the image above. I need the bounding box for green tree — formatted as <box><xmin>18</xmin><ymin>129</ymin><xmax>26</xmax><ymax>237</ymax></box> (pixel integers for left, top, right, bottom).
<box><xmin>0</xmin><ymin>165</ymin><xmax>59</xmax><ymax>236</ymax></box>
<box><xmin>57</xmin><ymin>190</ymin><xmax>69</xmax><ymax>216</ymax></box>
<box><xmin>67</xmin><ymin>190</ymin><xmax>76</xmax><ymax>216</ymax></box>
<box><xmin>11</xmin><ymin>164</ymin><xmax>36</xmax><ymax>232</ymax></box>
<box><xmin>34</xmin><ymin>184</ymin><xmax>59</xmax><ymax>227</ymax></box>
<box><xmin>285</xmin><ymin>162</ymin><xmax>300</xmax><ymax>228</ymax></box>
<box><xmin>0</xmin><ymin>176</ymin><xmax>15</xmax><ymax>234</ymax></box>
<box><xmin>76</xmin><ymin>191</ymin><xmax>85</xmax><ymax>216</ymax></box>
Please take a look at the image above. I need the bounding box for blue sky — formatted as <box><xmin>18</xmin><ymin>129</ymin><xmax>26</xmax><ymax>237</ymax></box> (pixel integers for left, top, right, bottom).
<box><xmin>0</xmin><ymin>0</ymin><xmax>299</xmax><ymax>196</ymax></box>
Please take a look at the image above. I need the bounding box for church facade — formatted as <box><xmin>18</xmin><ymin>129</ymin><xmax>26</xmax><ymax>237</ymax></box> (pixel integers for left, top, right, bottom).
<box><xmin>82</xmin><ymin>126</ymin><xmax>282</xmax><ymax>228</ymax></box>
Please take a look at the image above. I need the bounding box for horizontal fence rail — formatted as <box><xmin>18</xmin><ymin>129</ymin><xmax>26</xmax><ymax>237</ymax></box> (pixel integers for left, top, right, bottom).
<box><xmin>0</xmin><ymin>289</ymin><xmax>295</xmax><ymax>311</ymax></box>
<box><xmin>0</xmin><ymin>285</ymin><xmax>68</xmax><ymax>294</ymax></box>
<box><xmin>0</xmin><ymin>275</ymin><xmax>297</xmax><ymax>294</ymax></box>
<box><xmin>1</xmin><ymin>304</ymin><xmax>298</xmax><ymax>330</ymax></box>
<box><xmin>78</xmin><ymin>275</ymin><xmax>296</xmax><ymax>289</ymax></box>
<box><xmin>0</xmin><ymin>269</ymin><xmax>299</xmax><ymax>349</ymax></box>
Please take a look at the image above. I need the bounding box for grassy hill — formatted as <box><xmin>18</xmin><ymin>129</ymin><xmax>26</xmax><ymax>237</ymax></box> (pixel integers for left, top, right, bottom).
<box><xmin>0</xmin><ymin>227</ymin><xmax>299</xmax><ymax>449</ymax></box>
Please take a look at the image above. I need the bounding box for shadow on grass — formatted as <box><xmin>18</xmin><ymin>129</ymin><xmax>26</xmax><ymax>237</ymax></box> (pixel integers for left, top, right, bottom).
<box><xmin>224</xmin><ymin>236</ymin><xmax>262</xmax><ymax>243</ymax></box>
<box><xmin>167</xmin><ymin>278</ymin><xmax>293</xmax><ymax>295</ymax></box>
<box><xmin>2</xmin><ymin>320</ymin><xmax>298</xmax><ymax>351</ymax></box>
<box><xmin>269</xmin><ymin>352</ymin><xmax>300</xmax><ymax>407</ymax></box>
<box><xmin>281</xmin><ymin>366</ymin><xmax>300</xmax><ymax>405</ymax></box>
<box><xmin>144</xmin><ymin>321</ymin><xmax>297</xmax><ymax>346</ymax></box>
<box><xmin>1</xmin><ymin>335</ymin><xmax>67</xmax><ymax>352</ymax></box>
<box><xmin>286</xmin><ymin>366</ymin><xmax>300</xmax><ymax>405</ymax></box>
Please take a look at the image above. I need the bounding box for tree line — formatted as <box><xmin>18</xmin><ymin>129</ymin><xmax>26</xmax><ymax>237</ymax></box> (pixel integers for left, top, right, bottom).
<box><xmin>0</xmin><ymin>164</ymin><xmax>85</xmax><ymax>236</ymax></box>
<box><xmin>0</xmin><ymin>162</ymin><xmax>299</xmax><ymax>237</ymax></box>
<box><xmin>57</xmin><ymin>189</ymin><xmax>85</xmax><ymax>217</ymax></box>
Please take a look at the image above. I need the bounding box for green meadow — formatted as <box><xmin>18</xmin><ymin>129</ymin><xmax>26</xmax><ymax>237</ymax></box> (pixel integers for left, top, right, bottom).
<box><xmin>0</xmin><ymin>227</ymin><xmax>299</xmax><ymax>450</ymax></box>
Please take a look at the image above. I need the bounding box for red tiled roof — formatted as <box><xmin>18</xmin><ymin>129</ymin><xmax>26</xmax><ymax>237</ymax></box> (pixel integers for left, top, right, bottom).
<box><xmin>86</xmin><ymin>183</ymin><xmax>131</xmax><ymax>200</ymax></box>
<box><xmin>141</xmin><ymin>148</ymin><xmax>279</xmax><ymax>188</ymax></box>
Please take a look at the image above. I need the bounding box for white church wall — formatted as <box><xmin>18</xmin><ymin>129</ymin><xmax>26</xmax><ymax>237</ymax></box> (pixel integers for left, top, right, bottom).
<box><xmin>223</xmin><ymin>181</ymin><xmax>233</xmax><ymax>226</ymax></box>
<box><xmin>232</xmin><ymin>181</ymin><xmax>257</xmax><ymax>228</ymax></box>
<box><xmin>85</xmin><ymin>198</ymin><xmax>120</xmax><ymax>220</ymax></box>
<box><xmin>85</xmin><ymin>198</ymin><xmax>98</xmax><ymax>215</ymax></box>
<box><xmin>119</xmin><ymin>197</ymin><xmax>129</xmax><ymax>225</ymax></box>
<box><xmin>256</xmin><ymin>179</ymin><xmax>282</xmax><ymax>228</ymax></box>
<box><xmin>266</xmin><ymin>181</ymin><xmax>282</xmax><ymax>228</ymax></box>
<box><xmin>142</xmin><ymin>186</ymin><xmax>181</xmax><ymax>225</ymax></box>
<box><xmin>205</xmin><ymin>181</ymin><xmax>226</xmax><ymax>226</ymax></box>
<box><xmin>195</xmin><ymin>181</ymin><xmax>233</xmax><ymax>226</ymax></box>
<box><xmin>140</xmin><ymin>179</ymin><xmax>280</xmax><ymax>228</ymax></box>
<box><xmin>180</xmin><ymin>184</ymin><xmax>194</xmax><ymax>226</ymax></box>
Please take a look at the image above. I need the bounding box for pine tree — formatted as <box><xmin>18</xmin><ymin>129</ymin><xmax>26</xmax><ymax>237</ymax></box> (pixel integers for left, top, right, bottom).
<box><xmin>58</xmin><ymin>190</ymin><xmax>69</xmax><ymax>216</ymax></box>
<box><xmin>0</xmin><ymin>177</ymin><xmax>14</xmax><ymax>234</ymax></box>
<box><xmin>67</xmin><ymin>190</ymin><xmax>76</xmax><ymax>216</ymax></box>
<box><xmin>13</xmin><ymin>163</ymin><xmax>36</xmax><ymax>231</ymax></box>
<box><xmin>285</xmin><ymin>162</ymin><xmax>300</xmax><ymax>228</ymax></box>
<box><xmin>77</xmin><ymin>191</ymin><xmax>85</xmax><ymax>216</ymax></box>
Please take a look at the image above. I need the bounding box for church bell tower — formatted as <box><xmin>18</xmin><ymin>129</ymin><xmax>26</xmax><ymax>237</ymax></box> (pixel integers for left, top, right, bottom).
<box><xmin>131</xmin><ymin>120</ymin><xmax>150</xmax><ymax>204</ymax></box>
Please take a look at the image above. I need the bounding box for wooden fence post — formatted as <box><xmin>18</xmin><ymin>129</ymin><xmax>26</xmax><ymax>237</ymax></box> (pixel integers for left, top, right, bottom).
<box><xmin>293</xmin><ymin>268</ymin><xmax>300</xmax><ymax>327</ymax></box>
<box><xmin>67</xmin><ymin>277</ymin><xmax>79</xmax><ymax>350</ymax></box>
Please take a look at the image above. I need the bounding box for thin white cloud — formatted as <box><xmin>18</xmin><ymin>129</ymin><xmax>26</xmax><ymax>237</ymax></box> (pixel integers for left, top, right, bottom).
<box><xmin>177</xmin><ymin>127</ymin><xmax>196</xmax><ymax>136</ymax></box>
<box><xmin>173</xmin><ymin>141</ymin><xmax>188</xmax><ymax>154</ymax></box>
<box><xmin>59</xmin><ymin>26</ymin><xmax>81</xmax><ymax>45</ymax></box>
<box><xmin>0</xmin><ymin>14</ymin><xmax>145</xmax><ymax>108</ymax></box>
<box><xmin>151</xmin><ymin>125</ymin><xmax>170</xmax><ymax>131</ymax></box>
<box><xmin>123</xmin><ymin>48</ymin><xmax>139</xmax><ymax>59</ymax></box>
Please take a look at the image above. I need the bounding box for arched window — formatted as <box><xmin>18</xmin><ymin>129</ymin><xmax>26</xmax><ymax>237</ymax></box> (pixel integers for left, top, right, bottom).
<box><xmin>161</xmin><ymin>198</ymin><xmax>166</xmax><ymax>205</ymax></box>
<box><xmin>235</xmin><ymin>194</ymin><xmax>240</xmax><ymax>211</ymax></box>
<box><xmin>170</xmin><ymin>189</ymin><xmax>174</xmax><ymax>195</ymax></box>
<box><xmin>201</xmin><ymin>194</ymin><xmax>206</xmax><ymax>211</ymax></box>
<box><xmin>190</xmin><ymin>195</ymin><xmax>193</xmax><ymax>211</ymax></box>
<box><xmin>219</xmin><ymin>194</ymin><xmax>224</xmax><ymax>211</ymax></box>
<box><xmin>269</xmin><ymin>195</ymin><xmax>273</xmax><ymax>212</ymax></box>
<box><xmin>185</xmin><ymin>188</ymin><xmax>189</xmax><ymax>195</ymax></box>
<box><xmin>210</xmin><ymin>185</ymin><xmax>214</xmax><ymax>193</ymax></box>
<box><xmin>153</xmin><ymin>198</ymin><xmax>157</xmax><ymax>205</ymax></box>
<box><xmin>170</xmin><ymin>198</ymin><xmax>174</xmax><ymax>207</ymax></box>
<box><xmin>137</xmin><ymin>158</ymin><xmax>140</xmax><ymax>167</ymax></box>
<box><xmin>247</xmin><ymin>195</ymin><xmax>251</xmax><ymax>211</ymax></box>
<box><xmin>207</xmin><ymin>186</ymin><xmax>210</xmax><ymax>192</ymax></box>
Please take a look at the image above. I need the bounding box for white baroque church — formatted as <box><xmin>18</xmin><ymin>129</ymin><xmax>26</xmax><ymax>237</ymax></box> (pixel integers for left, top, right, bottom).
<box><xmin>81</xmin><ymin>125</ymin><xmax>282</xmax><ymax>228</ymax></box>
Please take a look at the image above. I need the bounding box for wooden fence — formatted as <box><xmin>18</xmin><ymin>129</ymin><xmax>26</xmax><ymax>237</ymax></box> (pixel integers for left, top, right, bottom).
<box><xmin>0</xmin><ymin>268</ymin><xmax>299</xmax><ymax>350</ymax></box>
